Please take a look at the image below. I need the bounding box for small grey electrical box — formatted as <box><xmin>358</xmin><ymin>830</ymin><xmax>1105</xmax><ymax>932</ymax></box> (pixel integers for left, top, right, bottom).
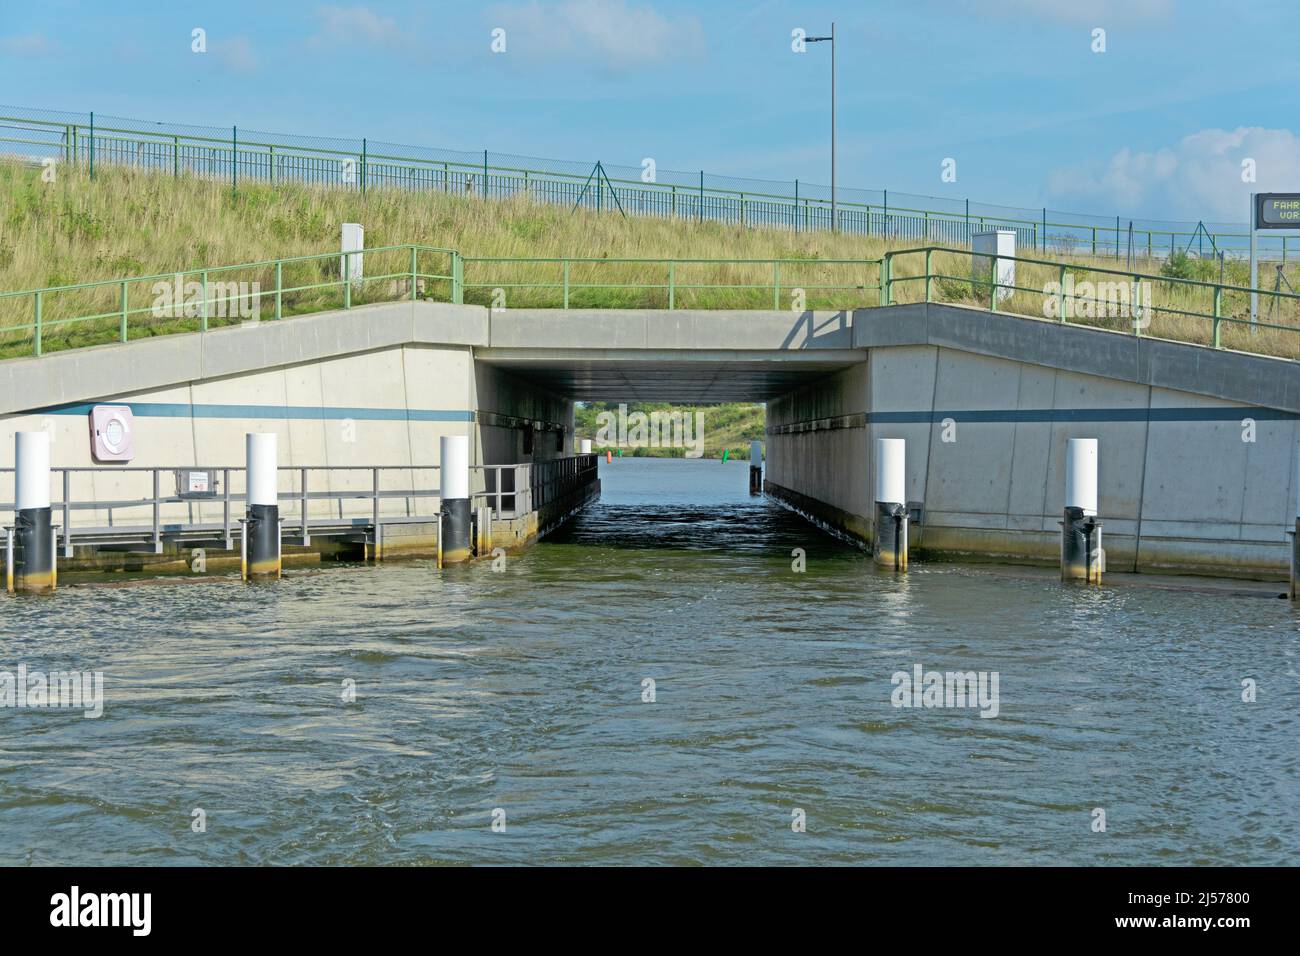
<box><xmin>177</xmin><ymin>469</ymin><xmax>219</xmax><ymax>499</ymax></box>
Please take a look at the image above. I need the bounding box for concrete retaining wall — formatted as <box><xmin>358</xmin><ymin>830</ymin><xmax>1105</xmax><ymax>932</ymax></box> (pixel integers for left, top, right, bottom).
<box><xmin>0</xmin><ymin>302</ymin><xmax>574</xmax><ymax>531</ymax></box>
<box><xmin>768</xmin><ymin>330</ymin><xmax>1299</xmax><ymax>577</ymax></box>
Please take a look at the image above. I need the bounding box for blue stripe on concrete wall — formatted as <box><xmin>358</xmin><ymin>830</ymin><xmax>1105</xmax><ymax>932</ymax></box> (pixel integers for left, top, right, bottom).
<box><xmin>867</xmin><ymin>407</ymin><xmax>1299</xmax><ymax>423</ymax></box>
<box><xmin>32</xmin><ymin>402</ymin><xmax>475</xmax><ymax>422</ymax></box>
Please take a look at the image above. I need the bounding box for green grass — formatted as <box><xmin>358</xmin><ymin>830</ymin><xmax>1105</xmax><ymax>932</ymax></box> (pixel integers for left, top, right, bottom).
<box><xmin>3</xmin><ymin>158</ymin><xmax>1300</xmax><ymax>362</ymax></box>
<box><xmin>574</xmin><ymin>401</ymin><xmax>764</xmax><ymax>460</ymax></box>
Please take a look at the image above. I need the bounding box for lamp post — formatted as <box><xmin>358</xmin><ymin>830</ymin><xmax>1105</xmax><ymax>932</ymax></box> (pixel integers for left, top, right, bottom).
<box><xmin>805</xmin><ymin>23</ymin><xmax>836</xmax><ymax>232</ymax></box>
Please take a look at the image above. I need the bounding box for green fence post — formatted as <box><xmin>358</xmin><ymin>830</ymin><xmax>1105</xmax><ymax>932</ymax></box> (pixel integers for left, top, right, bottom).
<box><xmin>563</xmin><ymin>259</ymin><xmax>570</xmax><ymax>309</ymax></box>
<box><xmin>1057</xmin><ymin>264</ymin><xmax>1066</xmax><ymax>323</ymax></box>
<box><xmin>452</xmin><ymin>253</ymin><xmax>464</xmax><ymax>304</ymax></box>
<box><xmin>1213</xmin><ymin>283</ymin><xmax>1222</xmax><ymax>348</ymax></box>
<box><xmin>698</xmin><ymin>171</ymin><xmax>704</xmax><ymax>223</ymax></box>
<box><xmin>794</xmin><ymin>179</ymin><xmax>800</xmax><ymax>232</ymax></box>
<box><xmin>1091</xmin><ymin>226</ymin><xmax>1096</xmax><ymax>255</ymax></box>
<box><xmin>361</xmin><ymin>138</ymin><xmax>367</xmax><ymax>194</ymax></box>
<box><xmin>269</xmin><ymin>145</ymin><xmax>275</xmax><ymax>185</ymax></box>
<box><xmin>200</xmin><ymin>272</ymin><xmax>209</xmax><ymax>331</ymax></box>
<box><xmin>89</xmin><ymin>111</ymin><xmax>94</xmax><ymax>180</ymax></box>
<box><xmin>232</xmin><ymin>126</ymin><xmax>237</xmax><ymax>195</ymax></box>
<box><xmin>879</xmin><ymin>256</ymin><xmax>890</xmax><ymax>306</ymax></box>
<box><xmin>772</xmin><ymin>261</ymin><xmax>781</xmax><ymax>310</ymax></box>
<box><xmin>988</xmin><ymin>259</ymin><xmax>997</xmax><ymax>312</ymax></box>
<box><xmin>173</xmin><ymin>135</ymin><xmax>179</xmax><ymax>178</ymax></box>
<box><xmin>410</xmin><ymin>246</ymin><xmax>418</xmax><ymax>300</ymax></box>
<box><xmin>120</xmin><ymin>281</ymin><xmax>128</xmax><ymax>342</ymax></box>
<box><xmin>275</xmin><ymin>260</ymin><xmax>283</xmax><ymax>319</ymax></box>
<box><xmin>924</xmin><ymin>248</ymin><xmax>933</xmax><ymax>303</ymax></box>
<box><xmin>33</xmin><ymin>291</ymin><xmax>42</xmax><ymax>357</ymax></box>
<box><xmin>667</xmin><ymin>261</ymin><xmax>674</xmax><ymax>310</ymax></box>
<box><xmin>343</xmin><ymin>250</ymin><xmax>351</xmax><ymax>309</ymax></box>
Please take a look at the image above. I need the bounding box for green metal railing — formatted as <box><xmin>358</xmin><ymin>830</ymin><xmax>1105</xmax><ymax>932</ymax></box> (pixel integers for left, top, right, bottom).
<box><xmin>883</xmin><ymin>246</ymin><xmax>1300</xmax><ymax>354</ymax></box>
<box><xmin>0</xmin><ymin>244</ymin><xmax>457</xmax><ymax>358</ymax></box>
<box><xmin>2</xmin><ymin>107</ymin><xmax>1296</xmax><ymax>261</ymax></box>
<box><xmin>460</xmin><ymin>256</ymin><xmax>881</xmax><ymax>310</ymax></box>
<box><xmin>4</xmin><ymin>243</ymin><xmax>1300</xmax><ymax>362</ymax></box>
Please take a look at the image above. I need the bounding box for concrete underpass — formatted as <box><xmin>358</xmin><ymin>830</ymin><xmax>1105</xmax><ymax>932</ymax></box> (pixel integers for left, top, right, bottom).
<box><xmin>4</xmin><ymin>298</ymin><xmax>1299</xmax><ymax>577</ymax></box>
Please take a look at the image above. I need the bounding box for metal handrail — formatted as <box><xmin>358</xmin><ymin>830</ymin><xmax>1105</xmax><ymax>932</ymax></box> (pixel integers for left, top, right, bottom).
<box><xmin>0</xmin><ymin>462</ymin><xmax>570</xmax><ymax>556</ymax></box>
<box><xmin>881</xmin><ymin>245</ymin><xmax>1300</xmax><ymax>351</ymax></box>
<box><xmin>5</xmin><ymin>242</ymin><xmax>1300</xmax><ymax>363</ymax></box>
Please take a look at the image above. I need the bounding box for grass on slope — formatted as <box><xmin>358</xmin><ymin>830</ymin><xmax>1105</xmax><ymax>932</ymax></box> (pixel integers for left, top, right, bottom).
<box><xmin>2</xmin><ymin>160</ymin><xmax>1300</xmax><ymax>361</ymax></box>
<box><xmin>574</xmin><ymin>401</ymin><xmax>764</xmax><ymax>460</ymax></box>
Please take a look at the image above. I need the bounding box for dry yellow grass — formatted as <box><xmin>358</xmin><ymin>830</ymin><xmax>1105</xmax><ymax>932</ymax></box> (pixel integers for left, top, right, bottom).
<box><xmin>2</xmin><ymin>159</ymin><xmax>1299</xmax><ymax>360</ymax></box>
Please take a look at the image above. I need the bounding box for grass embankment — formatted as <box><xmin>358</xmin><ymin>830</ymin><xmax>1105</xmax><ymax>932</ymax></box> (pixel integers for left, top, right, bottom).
<box><xmin>574</xmin><ymin>401</ymin><xmax>764</xmax><ymax>460</ymax></box>
<box><xmin>2</xmin><ymin>159</ymin><xmax>1300</xmax><ymax>360</ymax></box>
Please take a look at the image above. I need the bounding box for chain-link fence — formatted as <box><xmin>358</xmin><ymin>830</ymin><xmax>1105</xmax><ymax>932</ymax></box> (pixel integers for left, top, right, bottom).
<box><xmin>2</xmin><ymin>103</ymin><xmax>1295</xmax><ymax>262</ymax></box>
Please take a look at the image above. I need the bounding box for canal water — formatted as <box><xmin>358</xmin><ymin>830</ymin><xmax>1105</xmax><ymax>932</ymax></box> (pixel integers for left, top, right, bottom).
<box><xmin>1</xmin><ymin>458</ymin><xmax>1296</xmax><ymax>865</ymax></box>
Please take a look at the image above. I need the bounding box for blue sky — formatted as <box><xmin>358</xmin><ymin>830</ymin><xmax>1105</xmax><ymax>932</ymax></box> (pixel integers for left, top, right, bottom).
<box><xmin>2</xmin><ymin>0</ymin><xmax>1298</xmax><ymax>224</ymax></box>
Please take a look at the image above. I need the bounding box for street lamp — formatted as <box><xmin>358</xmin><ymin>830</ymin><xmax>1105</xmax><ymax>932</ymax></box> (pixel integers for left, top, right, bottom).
<box><xmin>805</xmin><ymin>23</ymin><xmax>836</xmax><ymax>232</ymax></box>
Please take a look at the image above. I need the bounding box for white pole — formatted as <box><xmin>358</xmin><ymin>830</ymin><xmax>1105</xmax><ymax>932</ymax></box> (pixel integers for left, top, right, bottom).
<box><xmin>750</xmin><ymin>440</ymin><xmax>762</xmax><ymax>464</ymax></box>
<box><xmin>1065</xmin><ymin>438</ymin><xmax>1098</xmax><ymax>516</ymax></box>
<box><xmin>15</xmin><ymin>431</ymin><xmax>51</xmax><ymax>511</ymax></box>
<box><xmin>439</xmin><ymin>435</ymin><xmax>472</xmax><ymax>563</ymax></box>
<box><xmin>579</xmin><ymin>438</ymin><xmax>593</xmax><ymax>455</ymax></box>
<box><xmin>440</xmin><ymin>435</ymin><xmax>470</xmax><ymax>501</ymax></box>
<box><xmin>1250</xmin><ymin>192</ymin><xmax>1258</xmax><ymax>328</ymax></box>
<box><xmin>874</xmin><ymin>438</ymin><xmax>905</xmax><ymax>504</ymax></box>
<box><xmin>246</xmin><ymin>433</ymin><xmax>278</xmax><ymax>506</ymax></box>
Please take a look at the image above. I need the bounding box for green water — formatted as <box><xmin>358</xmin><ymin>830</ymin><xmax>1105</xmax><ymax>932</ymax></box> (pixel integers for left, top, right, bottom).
<box><xmin>1</xmin><ymin>458</ymin><xmax>1296</xmax><ymax>864</ymax></box>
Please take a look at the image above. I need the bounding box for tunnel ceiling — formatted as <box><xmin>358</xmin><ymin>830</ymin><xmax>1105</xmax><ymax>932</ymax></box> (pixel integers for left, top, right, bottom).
<box><xmin>477</xmin><ymin>352</ymin><xmax>862</xmax><ymax>402</ymax></box>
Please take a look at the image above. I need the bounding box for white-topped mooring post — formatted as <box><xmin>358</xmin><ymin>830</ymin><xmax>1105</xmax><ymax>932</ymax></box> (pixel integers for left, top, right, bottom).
<box><xmin>10</xmin><ymin>431</ymin><xmax>55</xmax><ymax>593</ymax></box>
<box><xmin>1290</xmin><ymin>444</ymin><xmax>1300</xmax><ymax>601</ymax></box>
<box><xmin>579</xmin><ymin>438</ymin><xmax>593</xmax><ymax>455</ymax></box>
<box><xmin>1061</xmin><ymin>438</ymin><xmax>1101</xmax><ymax>583</ymax></box>
<box><xmin>874</xmin><ymin>438</ymin><xmax>908</xmax><ymax>570</ymax></box>
<box><xmin>244</xmin><ymin>432</ymin><xmax>281</xmax><ymax>580</ymax></box>
<box><xmin>440</xmin><ymin>435</ymin><xmax>471</xmax><ymax>563</ymax></box>
<box><xmin>749</xmin><ymin>440</ymin><xmax>763</xmax><ymax>496</ymax></box>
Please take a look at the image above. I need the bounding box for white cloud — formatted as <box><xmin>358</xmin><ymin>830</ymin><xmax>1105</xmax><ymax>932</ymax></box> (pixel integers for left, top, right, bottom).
<box><xmin>1046</xmin><ymin>127</ymin><xmax>1300</xmax><ymax>222</ymax></box>
<box><xmin>488</xmin><ymin>0</ymin><xmax>705</xmax><ymax>67</ymax></box>
<box><xmin>309</xmin><ymin>5</ymin><xmax>403</xmax><ymax>47</ymax></box>
<box><xmin>0</xmin><ymin>34</ymin><xmax>56</xmax><ymax>57</ymax></box>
